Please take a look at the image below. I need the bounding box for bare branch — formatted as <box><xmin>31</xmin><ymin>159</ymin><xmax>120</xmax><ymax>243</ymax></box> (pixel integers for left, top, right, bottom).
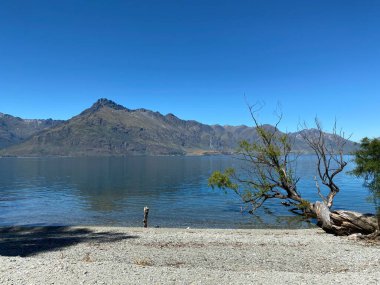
<box><xmin>301</xmin><ymin>117</ymin><xmax>348</xmax><ymax>208</ymax></box>
<box><xmin>314</xmin><ymin>176</ymin><xmax>327</xmax><ymax>204</ymax></box>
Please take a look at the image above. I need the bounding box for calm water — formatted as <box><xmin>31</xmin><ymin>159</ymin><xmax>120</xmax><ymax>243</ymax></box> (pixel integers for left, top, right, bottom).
<box><xmin>0</xmin><ymin>156</ymin><xmax>375</xmax><ymax>229</ymax></box>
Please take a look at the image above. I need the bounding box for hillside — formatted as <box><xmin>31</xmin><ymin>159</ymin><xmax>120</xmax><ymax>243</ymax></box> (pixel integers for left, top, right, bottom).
<box><xmin>0</xmin><ymin>113</ymin><xmax>63</xmax><ymax>149</ymax></box>
<box><xmin>0</xmin><ymin>99</ymin><xmax>358</xmax><ymax>156</ymax></box>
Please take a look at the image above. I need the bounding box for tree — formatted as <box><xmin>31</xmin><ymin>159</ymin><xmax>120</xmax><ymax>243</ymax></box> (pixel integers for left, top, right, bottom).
<box><xmin>351</xmin><ymin>137</ymin><xmax>380</xmax><ymax>234</ymax></box>
<box><xmin>209</xmin><ymin>106</ymin><xmax>379</xmax><ymax>236</ymax></box>
<box><xmin>209</xmin><ymin>104</ymin><xmax>310</xmax><ymax>215</ymax></box>
<box><xmin>351</xmin><ymin>137</ymin><xmax>380</xmax><ymax>188</ymax></box>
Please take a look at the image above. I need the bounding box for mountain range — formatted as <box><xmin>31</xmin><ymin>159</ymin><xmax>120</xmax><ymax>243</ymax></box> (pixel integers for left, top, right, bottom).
<box><xmin>0</xmin><ymin>98</ymin><xmax>358</xmax><ymax>156</ymax></box>
<box><xmin>0</xmin><ymin>113</ymin><xmax>63</xmax><ymax>149</ymax></box>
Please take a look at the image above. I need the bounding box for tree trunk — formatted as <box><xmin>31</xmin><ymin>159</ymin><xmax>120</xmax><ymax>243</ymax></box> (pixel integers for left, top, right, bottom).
<box><xmin>314</xmin><ymin>201</ymin><xmax>332</xmax><ymax>232</ymax></box>
<box><xmin>313</xmin><ymin>201</ymin><xmax>379</xmax><ymax>236</ymax></box>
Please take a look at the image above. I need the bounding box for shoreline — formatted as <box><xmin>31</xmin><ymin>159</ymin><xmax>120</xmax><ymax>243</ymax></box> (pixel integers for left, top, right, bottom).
<box><xmin>1</xmin><ymin>226</ymin><xmax>379</xmax><ymax>284</ymax></box>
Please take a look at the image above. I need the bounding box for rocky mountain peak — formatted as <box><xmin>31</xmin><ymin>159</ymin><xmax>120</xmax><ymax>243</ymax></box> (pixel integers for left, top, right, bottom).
<box><xmin>91</xmin><ymin>98</ymin><xmax>127</xmax><ymax>111</ymax></box>
<box><xmin>78</xmin><ymin>98</ymin><xmax>129</xmax><ymax>116</ymax></box>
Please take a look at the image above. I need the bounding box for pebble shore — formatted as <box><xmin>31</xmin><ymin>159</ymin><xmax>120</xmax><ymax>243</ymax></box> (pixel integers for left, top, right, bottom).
<box><xmin>0</xmin><ymin>226</ymin><xmax>379</xmax><ymax>284</ymax></box>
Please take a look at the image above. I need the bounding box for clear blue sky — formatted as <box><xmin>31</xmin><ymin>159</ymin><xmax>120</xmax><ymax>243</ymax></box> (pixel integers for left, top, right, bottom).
<box><xmin>0</xmin><ymin>1</ymin><xmax>379</xmax><ymax>141</ymax></box>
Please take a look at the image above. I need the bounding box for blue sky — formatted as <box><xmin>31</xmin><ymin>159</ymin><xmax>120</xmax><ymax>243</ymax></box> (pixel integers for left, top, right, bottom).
<box><xmin>0</xmin><ymin>1</ymin><xmax>379</xmax><ymax>141</ymax></box>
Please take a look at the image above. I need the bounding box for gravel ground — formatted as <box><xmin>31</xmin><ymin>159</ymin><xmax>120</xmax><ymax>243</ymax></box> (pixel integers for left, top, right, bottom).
<box><xmin>0</xmin><ymin>226</ymin><xmax>379</xmax><ymax>284</ymax></box>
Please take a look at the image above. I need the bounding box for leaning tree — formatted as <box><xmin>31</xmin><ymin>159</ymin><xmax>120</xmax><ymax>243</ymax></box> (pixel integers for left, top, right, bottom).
<box><xmin>209</xmin><ymin>105</ymin><xmax>378</xmax><ymax>236</ymax></box>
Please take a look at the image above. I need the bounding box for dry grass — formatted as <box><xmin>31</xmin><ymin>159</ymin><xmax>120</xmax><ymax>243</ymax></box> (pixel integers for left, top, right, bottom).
<box><xmin>82</xmin><ymin>252</ymin><xmax>93</xmax><ymax>263</ymax></box>
<box><xmin>165</xmin><ymin>261</ymin><xmax>186</xmax><ymax>268</ymax></box>
<box><xmin>134</xmin><ymin>258</ymin><xmax>153</xmax><ymax>267</ymax></box>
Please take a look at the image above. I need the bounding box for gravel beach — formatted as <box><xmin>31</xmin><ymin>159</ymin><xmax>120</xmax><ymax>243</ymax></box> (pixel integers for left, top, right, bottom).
<box><xmin>0</xmin><ymin>226</ymin><xmax>379</xmax><ymax>284</ymax></box>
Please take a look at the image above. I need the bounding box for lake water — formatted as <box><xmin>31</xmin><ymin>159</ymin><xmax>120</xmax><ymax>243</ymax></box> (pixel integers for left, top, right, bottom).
<box><xmin>0</xmin><ymin>156</ymin><xmax>376</xmax><ymax>229</ymax></box>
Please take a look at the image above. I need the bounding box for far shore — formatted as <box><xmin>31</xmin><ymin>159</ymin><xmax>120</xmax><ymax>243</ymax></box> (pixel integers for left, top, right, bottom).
<box><xmin>0</xmin><ymin>150</ymin><xmax>347</xmax><ymax>158</ymax></box>
<box><xmin>0</xmin><ymin>226</ymin><xmax>379</xmax><ymax>284</ymax></box>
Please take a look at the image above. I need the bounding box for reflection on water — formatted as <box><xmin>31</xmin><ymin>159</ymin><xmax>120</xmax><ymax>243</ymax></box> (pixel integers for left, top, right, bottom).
<box><xmin>0</xmin><ymin>156</ymin><xmax>375</xmax><ymax>228</ymax></box>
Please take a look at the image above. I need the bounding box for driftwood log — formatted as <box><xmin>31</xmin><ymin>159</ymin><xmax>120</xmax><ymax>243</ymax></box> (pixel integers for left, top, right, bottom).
<box><xmin>314</xmin><ymin>201</ymin><xmax>379</xmax><ymax>236</ymax></box>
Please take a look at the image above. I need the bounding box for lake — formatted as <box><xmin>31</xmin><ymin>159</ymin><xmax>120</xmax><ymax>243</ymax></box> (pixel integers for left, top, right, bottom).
<box><xmin>0</xmin><ymin>156</ymin><xmax>375</xmax><ymax>229</ymax></box>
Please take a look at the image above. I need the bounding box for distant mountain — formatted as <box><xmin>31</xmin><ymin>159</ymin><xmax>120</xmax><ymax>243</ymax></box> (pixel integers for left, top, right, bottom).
<box><xmin>0</xmin><ymin>113</ymin><xmax>63</xmax><ymax>149</ymax></box>
<box><xmin>288</xmin><ymin>129</ymin><xmax>358</xmax><ymax>154</ymax></box>
<box><xmin>0</xmin><ymin>99</ymin><xmax>358</xmax><ymax>156</ymax></box>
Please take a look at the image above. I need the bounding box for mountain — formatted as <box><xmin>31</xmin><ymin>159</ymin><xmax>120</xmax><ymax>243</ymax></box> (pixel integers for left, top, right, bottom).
<box><xmin>288</xmin><ymin>129</ymin><xmax>358</xmax><ymax>154</ymax></box>
<box><xmin>0</xmin><ymin>99</ymin><xmax>358</xmax><ymax>156</ymax></box>
<box><xmin>0</xmin><ymin>113</ymin><xmax>63</xmax><ymax>149</ymax></box>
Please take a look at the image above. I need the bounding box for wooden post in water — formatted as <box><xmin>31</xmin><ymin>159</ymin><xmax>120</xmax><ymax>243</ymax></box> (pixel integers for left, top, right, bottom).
<box><xmin>143</xmin><ymin>206</ymin><xmax>149</xmax><ymax>228</ymax></box>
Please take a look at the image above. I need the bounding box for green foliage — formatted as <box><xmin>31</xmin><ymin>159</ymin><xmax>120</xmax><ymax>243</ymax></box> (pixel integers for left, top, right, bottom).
<box><xmin>208</xmin><ymin>168</ymin><xmax>238</xmax><ymax>192</ymax></box>
<box><xmin>296</xmin><ymin>199</ymin><xmax>311</xmax><ymax>210</ymax></box>
<box><xmin>351</xmin><ymin>137</ymin><xmax>380</xmax><ymax>189</ymax></box>
<box><xmin>351</xmin><ymin>137</ymin><xmax>380</xmax><ymax>224</ymax></box>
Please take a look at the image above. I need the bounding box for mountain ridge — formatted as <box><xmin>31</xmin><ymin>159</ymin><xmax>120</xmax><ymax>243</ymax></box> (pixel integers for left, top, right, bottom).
<box><xmin>0</xmin><ymin>112</ymin><xmax>64</xmax><ymax>149</ymax></box>
<box><xmin>0</xmin><ymin>98</ymin><xmax>359</xmax><ymax>156</ymax></box>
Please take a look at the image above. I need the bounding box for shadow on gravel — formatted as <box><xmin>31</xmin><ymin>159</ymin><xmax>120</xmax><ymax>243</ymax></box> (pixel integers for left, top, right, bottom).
<box><xmin>0</xmin><ymin>226</ymin><xmax>138</xmax><ymax>257</ymax></box>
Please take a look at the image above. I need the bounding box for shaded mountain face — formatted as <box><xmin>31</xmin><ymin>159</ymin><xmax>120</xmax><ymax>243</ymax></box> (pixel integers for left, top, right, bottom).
<box><xmin>0</xmin><ymin>113</ymin><xmax>63</xmax><ymax>149</ymax></box>
<box><xmin>0</xmin><ymin>99</ymin><xmax>358</xmax><ymax>156</ymax></box>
